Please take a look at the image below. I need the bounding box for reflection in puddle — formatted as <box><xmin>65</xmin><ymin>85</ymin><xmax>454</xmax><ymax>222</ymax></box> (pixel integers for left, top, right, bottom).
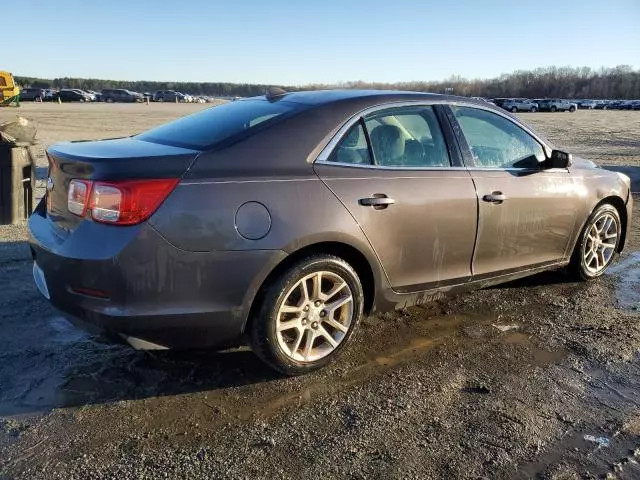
<box><xmin>608</xmin><ymin>251</ymin><xmax>640</xmax><ymax>310</ymax></box>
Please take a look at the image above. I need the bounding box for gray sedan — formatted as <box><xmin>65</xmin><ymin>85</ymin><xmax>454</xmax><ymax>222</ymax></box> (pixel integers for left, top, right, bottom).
<box><xmin>502</xmin><ymin>98</ymin><xmax>538</xmax><ymax>112</ymax></box>
<box><xmin>29</xmin><ymin>90</ymin><xmax>633</xmax><ymax>374</ymax></box>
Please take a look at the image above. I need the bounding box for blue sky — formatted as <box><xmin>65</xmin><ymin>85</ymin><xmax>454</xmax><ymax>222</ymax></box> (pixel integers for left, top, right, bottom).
<box><xmin>9</xmin><ymin>0</ymin><xmax>640</xmax><ymax>85</ymax></box>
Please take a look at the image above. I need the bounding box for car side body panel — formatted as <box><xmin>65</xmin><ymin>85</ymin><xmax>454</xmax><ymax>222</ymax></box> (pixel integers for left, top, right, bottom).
<box><xmin>314</xmin><ymin>163</ymin><xmax>477</xmax><ymax>292</ymax></box>
<box><xmin>466</xmin><ymin>168</ymin><xmax>581</xmax><ymax>275</ymax></box>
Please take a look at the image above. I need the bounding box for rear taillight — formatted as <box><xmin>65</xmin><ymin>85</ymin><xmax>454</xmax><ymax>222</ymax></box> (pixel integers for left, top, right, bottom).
<box><xmin>67</xmin><ymin>180</ymin><xmax>91</xmax><ymax>216</ymax></box>
<box><xmin>67</xmin><ymin>178</ymin><xmax>179</xmax><ymax>225</ymax></box>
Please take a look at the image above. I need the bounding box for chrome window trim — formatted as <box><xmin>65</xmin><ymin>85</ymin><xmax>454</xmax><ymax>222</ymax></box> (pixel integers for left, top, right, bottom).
<box><xmin>316</xmin><ymin>161</ymin><xmax>467</xmax><ymax>171</ymax></box>
<box><xmin>314</xmin><ymin>100</ymin><xmax>554</xmax><ymax>170</ymax></box>
<box><xmin>447</xmin><ymin>102</ymin><xmax>553</xmax><ymax>159</ymax></box>
<box><xmin>317</xmin><ymin>160</ymin><xmax>548</xmax><ymax>173</ymax></box>
<box><xmin>315</xmin><ymin>100</ymin><xmax>449</xmax><ymax>164</ymax></box>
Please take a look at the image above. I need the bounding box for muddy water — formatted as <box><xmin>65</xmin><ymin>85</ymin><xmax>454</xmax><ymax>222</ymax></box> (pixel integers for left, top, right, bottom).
<box><xmin>609</xmin><ymin>251</ymin><xmax>640</xmax><ymax>310</ymax></box>
<box><xmin>4</xmin><ymin>306</ymin><xmax>569</xmax><ymax>428</ymax></box>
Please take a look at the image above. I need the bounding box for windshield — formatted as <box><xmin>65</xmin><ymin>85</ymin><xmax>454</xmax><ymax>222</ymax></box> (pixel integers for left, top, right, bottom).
<box><xmin>137</xmin><ymin>98</ymin><xmax>306</xmax><ymax>150</ymax></box>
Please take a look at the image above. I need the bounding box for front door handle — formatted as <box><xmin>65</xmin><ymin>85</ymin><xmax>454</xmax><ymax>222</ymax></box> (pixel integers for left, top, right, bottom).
<box><xmin>482</xmin><ymin>191</ymin><xmax>507</xmax><ymax>204</ymax></box>
<box><xmin>359</xmin><ymin>194</ymin><xmax>395</xmax><ymax>210</ymax></box>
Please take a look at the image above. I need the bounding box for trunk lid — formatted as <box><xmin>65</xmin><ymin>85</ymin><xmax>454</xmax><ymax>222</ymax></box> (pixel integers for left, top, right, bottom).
<box><xmin>45</xmin><ymin>137</ymin><xmax>199</xmax><ymax>234</ymax></box>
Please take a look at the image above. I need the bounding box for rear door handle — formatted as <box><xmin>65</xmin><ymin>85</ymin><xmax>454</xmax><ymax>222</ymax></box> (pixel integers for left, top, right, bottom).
<box><xmin>359</xmin><ymin>194</ymin><xmax>395</xmax><ymax>210</ymax></box>
<box><xmin>482</xmin><ymin>191</ymin><xmax>507</xmax><ymax>204</ymax></box>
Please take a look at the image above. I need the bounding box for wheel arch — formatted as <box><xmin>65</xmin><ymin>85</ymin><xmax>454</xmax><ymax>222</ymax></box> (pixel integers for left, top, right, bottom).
<box><xmin>572</xmin><ymin>196</ymin><xmax>628</xmax><ymax>255</ymax></box>
<box><xmin>602</xmin><ymin>195</ymin><xmax>629</xmax><ymax>252</ymax></box>
<box><xmin>243</xmin><ymin>240</ymin><xmax>378</xmax><ymax>334</ymax></box>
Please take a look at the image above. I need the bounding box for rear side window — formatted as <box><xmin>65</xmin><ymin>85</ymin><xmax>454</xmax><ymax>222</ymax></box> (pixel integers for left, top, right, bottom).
<box><xmin>137</xmin><ymin>99</ymin><xmax>305</xmax><ymax>150</ymax></box>
<box><xmin>364</xmin><ymin>106</ymin><xmax>450</xmax><ymax>167</ymax></box>
<box><xmin>327</xmin><ymin>123</ymin><xmax>372</xmax><ymax>165</ymax></box>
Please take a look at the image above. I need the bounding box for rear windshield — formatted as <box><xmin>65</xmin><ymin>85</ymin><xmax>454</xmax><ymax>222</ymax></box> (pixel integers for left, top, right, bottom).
<box><xmin>137</xmin><ymin>98</ymin><xmax>305</xmax><ymax>150</ymax></box>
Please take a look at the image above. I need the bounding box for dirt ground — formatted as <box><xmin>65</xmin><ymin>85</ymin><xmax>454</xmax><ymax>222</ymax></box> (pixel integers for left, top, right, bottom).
<box><xmin>0</xmin><ymin>104</ymin><xmax>639</xmax><ymax>479</ymax></box>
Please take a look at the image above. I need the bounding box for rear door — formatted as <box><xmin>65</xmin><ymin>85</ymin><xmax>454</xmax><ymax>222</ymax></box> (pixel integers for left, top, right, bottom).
<box><xmin>314</xmin><ymin>104</ymin><xmax>478</xmax><ymax>292</ymax></box>
<box><xmin>446</xmin><ymin>105</ymin><xmax>580</xmax><ymax>277</ymax></box>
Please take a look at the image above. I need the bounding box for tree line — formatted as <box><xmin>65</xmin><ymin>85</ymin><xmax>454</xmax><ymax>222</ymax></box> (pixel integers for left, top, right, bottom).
<box><xmin>15</xmin><ymin>65</ymin><xmax>640</xmax><ymax>99</ymax></box>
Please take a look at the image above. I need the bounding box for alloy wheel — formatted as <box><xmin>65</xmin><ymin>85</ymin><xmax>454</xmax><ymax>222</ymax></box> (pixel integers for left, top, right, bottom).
<box><xmin>583</xmin><ymin>212</ymin><xmax>619</xmax><ymax>274</ymax></box>
<box><xmin>275</xmin><ymin>271</ymin><xmax>354</xmax><ymax>362</ymax></box>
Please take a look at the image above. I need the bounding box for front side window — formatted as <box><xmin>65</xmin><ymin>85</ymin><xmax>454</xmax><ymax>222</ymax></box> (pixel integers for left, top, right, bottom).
<box><xmin>364</xmin><ymin>106</ymin><xmax>450</xmax><ymax>167</ymax></box>
<box><xmin>452</xmin><ymin>106</ymin><xmax>545</xmax><ymax>168</ymax></box>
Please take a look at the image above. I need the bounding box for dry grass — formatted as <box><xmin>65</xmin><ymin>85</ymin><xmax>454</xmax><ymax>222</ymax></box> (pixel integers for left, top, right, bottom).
<box><xmin>1</xmin><ymin>103</ymin><xmax>638</xmax><ymax>169</ymax></box>
<box><xmin>518</xmin><ymin>110</ymin><xmax>640</xmax><ymax>167</ymax></box>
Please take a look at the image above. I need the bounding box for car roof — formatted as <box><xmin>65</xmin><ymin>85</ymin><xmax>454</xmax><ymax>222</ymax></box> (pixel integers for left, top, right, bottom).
<box><xmin>262</xmin><ymin>89</ymin><xmax>454</xmax><ymax>106</ymax></box>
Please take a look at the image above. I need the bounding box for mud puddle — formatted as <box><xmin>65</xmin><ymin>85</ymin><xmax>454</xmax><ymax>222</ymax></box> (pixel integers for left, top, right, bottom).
<box><xmin>1</xmin><ymin>304</ymin><xmax>569</xmax><ymax>429</ymax></box>
<box><xmin>199</xmin><ymin>310</ymin><xmax>569</xmax><ymax>426</ymax></box>
<box><xmin>608</xmin><ymin>251</ymin><xmax>640</xmax><ymax>311</ymax></box>
<box><xmin>518</xmin><ymin>360</ymin><xmax>640</xmax><ymax>479</ymax></box>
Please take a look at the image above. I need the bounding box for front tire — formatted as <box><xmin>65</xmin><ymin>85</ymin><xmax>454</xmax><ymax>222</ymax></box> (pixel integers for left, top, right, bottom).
<box><xmin>531</xmin><ymin>107</ymin><xmax>537</xmax><ymax>113</ymax></box>
<box><xmin>569</xmin><ymin>106</ymin><xmax>576</xmax><ymax>112</ymax></box>
<box><xmin>569</xmin><ymin>204</ymin><xmax>621</xmax><ymax>280</ymax></box>
<box><xmin>249</xmin><ymin>255</ymin><xmax>364</xmax><ymax>375</ymax></box>
<box><xmin>551</xmin><ymin>106</ymin><xmax>557</xmax><ymax>112</ymax></box>
<box><xmin>511</xmin><ymin>106</ymin><xmax>518</xmax><ymax>113</ymax></box>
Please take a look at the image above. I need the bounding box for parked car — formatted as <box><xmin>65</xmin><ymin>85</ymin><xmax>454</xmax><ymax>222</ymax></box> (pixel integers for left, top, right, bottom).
<box><xmin>538</xmin><ymin>99</ymin><xmax>577</xmax><ymax>112</ymax></box>
<box><xmin>501</xmin><ymin>98</ymin><xmax>538</xmax><ymax>112</ymax></box>
<box><xmin>578</xmin><ymin>100</ymin><xmax>597</xmax><ymax>109</ymax></box>
<box><xmin>619</xmin><ymin>100</ymin><xmax>637</xmax><ymax>110</ymax></box>
<box><xmin>101</xmin><ymin>89</ymin><xmax>144</xmax><ymax>103</ymax></box>
<box><xmin>631</xmin><ymin>101</ymin><xmax>640</xmax><ymax>111</ymax></box>
<box><xmin>29</xmin><ymin>90</ymin><xmax>633</xmax><ymax>375</ymax></box>
<box><xmin>602</xmin><ymin>101</ymin><xmax>623</xmax><ymax>110</ymax></box>
<box><xmin>80</xmin><ymin>90</ymin><xmax>97</xmax><ymax>102</ymax></box>
<box><xmin>54</xmin><ymin>89</ymin><xmax>92</xmax><ymax>102</ymax></box>
<box><xmin>84</xmin><ymin>90</ymin><xmax>100</xmax><ymax>101</ymax></box>
<box><xmin>490</xmin><ymin>98</ymin><xmax>508</xmax><ymax>108</ymax></box>
<box><xmin>19</xmin><ymin>87</ymin><xmax>46</xmax><ymax>101</ymax></box>
<box><xmin>43</xmin><ymin>89</ymin><xmax>57</xmax><ymax>101</ymax></box>
<box><xmin>153</xmin><ymin>90</ymin><xmax>185</xmax><ymax>102</ymax></box>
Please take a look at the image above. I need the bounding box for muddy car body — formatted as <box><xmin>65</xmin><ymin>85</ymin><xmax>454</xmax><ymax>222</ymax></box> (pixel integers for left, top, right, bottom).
<box><xmin>29</xmin><ymin>90</ymin><xmax>633</xmax><ymax>374</ymax></box>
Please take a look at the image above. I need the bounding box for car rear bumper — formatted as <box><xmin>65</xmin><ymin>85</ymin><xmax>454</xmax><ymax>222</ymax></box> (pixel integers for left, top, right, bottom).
<box><xmin>28</xmin><ymin>204</ymin><xmax>287</xmax><ymax>350</ymax></box>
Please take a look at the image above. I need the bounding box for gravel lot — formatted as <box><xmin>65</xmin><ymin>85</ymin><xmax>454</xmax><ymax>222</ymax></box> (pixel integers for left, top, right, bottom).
<box><xmin>0</xmin><ymin>104</ymin><xmax>639</xmax><ymax>479</ymax></box>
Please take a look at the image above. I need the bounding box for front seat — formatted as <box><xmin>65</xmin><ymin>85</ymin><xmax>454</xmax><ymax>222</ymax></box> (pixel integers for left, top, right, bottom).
<box><xmin>369</xmin><ymin>125</ymin><xmax>405</xmax><ymax>166</ymax></box>
<box><xmin>404</xmin><ymin>139</ymin><xmax>426</xmax><ymax>166</ymax></box>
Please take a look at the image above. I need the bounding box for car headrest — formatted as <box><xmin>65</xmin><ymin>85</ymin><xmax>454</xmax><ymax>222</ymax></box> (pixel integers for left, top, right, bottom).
<box><xmin>370</xmin><ymin>125</ymin><xmax>404</xmax><ymax>164</ymax></box>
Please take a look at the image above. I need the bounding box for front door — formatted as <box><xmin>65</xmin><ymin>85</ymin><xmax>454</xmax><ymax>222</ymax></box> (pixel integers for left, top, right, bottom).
<box><xmin>315</xmin><ymin>104</ymin><xmax>478</xmax><ymax>292</ymax></box>
<box><xmin>448</xmin><ymin>105</ymin><xmax>581</xmax><ymax>277</ymax></box>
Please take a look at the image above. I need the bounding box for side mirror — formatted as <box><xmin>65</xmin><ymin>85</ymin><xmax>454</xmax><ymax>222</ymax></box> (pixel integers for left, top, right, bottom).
<box><xmin>547</xmin><ymin>149</ymin><xmax>572</xmax><ymax>169</ymax></box>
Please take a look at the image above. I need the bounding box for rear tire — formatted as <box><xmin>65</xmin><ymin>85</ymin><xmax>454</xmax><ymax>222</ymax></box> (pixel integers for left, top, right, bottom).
<box><xmin>569</xmin><ymin>106</ymin><xmax>576</xmax><ymax>112</ymax></box>
<box><xmin>568</xmin><ymin>203</ymin><xmax>621</xmax><ymax>281</ymax></box>
<box><xmin>249</xmin><ymin>254</ymin><xmax>364</xmax><ymax>376</ymax></box>
<box><xmin>511</xmin><ymin>106</ymin><xmax>518</xmax><ymax>113</ymax></box>
<box><xmin>551</xmin><ymin>106</ymin><xmax>557</xmax><ymax>112</ymax></box>
<box><xmin>531</xmin><ymin>107</ymin><xmax>537</xmax><ymax>113</ymax></box>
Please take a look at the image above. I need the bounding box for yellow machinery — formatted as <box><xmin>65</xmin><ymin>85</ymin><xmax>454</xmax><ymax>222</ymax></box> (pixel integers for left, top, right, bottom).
<box><xmin>0</xmin><ymin>71</ymin><xmax>20</xmax><ymax>107</ymax></box>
